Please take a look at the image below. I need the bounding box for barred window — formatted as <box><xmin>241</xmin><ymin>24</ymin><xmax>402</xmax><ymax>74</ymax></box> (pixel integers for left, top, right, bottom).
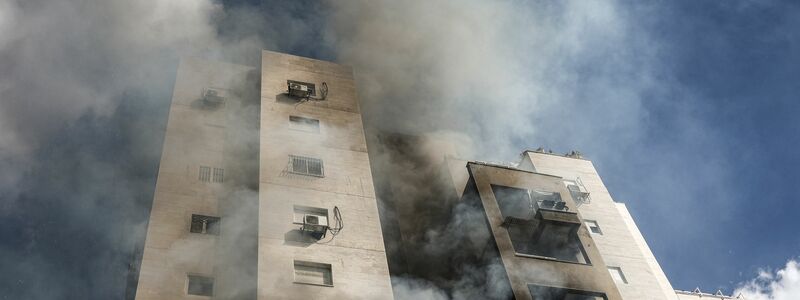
<box><xmin>212</xmin><ymin>168</ymin><xmax>224</xmax><ymax>183</ymax></box>
<box><xmin>190</xmin><ymin>214</ymin><xmax>220</xmax><ymax>235</ymax></box>
<box><xmin>289</xmin><ymin>155</ymin><xmax>324</xmax><ymax>177</ymax></box>
<box><xmin>187</xmin><ymin>274</ymin><xmax>214</xmax><ymax>296</ymax></box>
<box><xmin>199</xmin><ymin>166</ymin><xmax>211</xmax><ymax>182</ymax></box>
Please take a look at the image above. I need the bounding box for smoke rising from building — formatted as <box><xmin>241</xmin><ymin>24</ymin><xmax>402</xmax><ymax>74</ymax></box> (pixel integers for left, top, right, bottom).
<box><xmin>1</xmin><ymin>0</ymin><xmax>795</xmax><ymax>299</ymax></box>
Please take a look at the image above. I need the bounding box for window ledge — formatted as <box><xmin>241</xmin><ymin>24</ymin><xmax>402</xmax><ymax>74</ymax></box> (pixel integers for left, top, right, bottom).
<box><xmin>513</xmin><ymin>252</ymin><xmax>592</xmax><ymax>266</ymax></box>
<box><xmin>293</xmin><ymin>281</ymin><xmax>334</xmax><ymax>287</ymax></box>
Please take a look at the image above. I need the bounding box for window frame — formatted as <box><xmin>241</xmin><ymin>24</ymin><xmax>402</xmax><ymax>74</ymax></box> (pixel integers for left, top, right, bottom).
<box><xmin>199</xmin><ymin>166</ymin><xmax>211</xmax><ymax>182</ymax></box>
<box><xmin>608</xmin><ymin>266</ymin><xmax>628</xmax><ymax>284</ymax></box>
<box><xmin>190</xmin><ymin>214</ymin><xmax>221</xmax><ymax>235</ymax></box>
<box><xmin>293</xmin><ymin>260</ymin><xmax>333</xmax><ymax>287</ymax></box>
<box><xmin>288</xmin><ymin>115</ymin><xmax>321</xmax><ymax>133</ymax></box>
<box><xmin>212</xmin><ymin>167</ymin><xmax>224</xmax><ymax>183</ymax></box>
<box><xmin>186</xmin><ymin>274</ymin><xmax>214</xmax><ymax>297</ymax></box>
<box><xmin>584</xmin><ymin>219</ymin><xmax>603</xmax><ymax>235</ymax></box>
<box><xmin>288</xmin><ymin>155</ymin><xmax>325</xmax><ymax>177</ymax></box>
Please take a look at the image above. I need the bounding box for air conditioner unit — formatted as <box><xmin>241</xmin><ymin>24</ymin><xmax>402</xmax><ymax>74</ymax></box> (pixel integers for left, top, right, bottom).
<box><xmin>567</xmin><ymin>184</ymin><xmax>591</xmax><ymax>205</ymax></box>
<box><xmin>287</xmin><ymin>80</ymin><xmax>315</xmax><ymax>98</ymax></box>
<box><xmin>303</xmin><ymin>214</ymin><xmax>329</xmax><ymax>234</ymax></box>
<box><xmin>203</xmin><ymin>88</ymin><xmax>226</xmax><ymax>106</ymax></box>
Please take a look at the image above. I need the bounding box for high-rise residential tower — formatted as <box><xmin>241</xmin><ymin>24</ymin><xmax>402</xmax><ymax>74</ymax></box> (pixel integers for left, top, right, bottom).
<box><xmin>131</xmin><ymin>50</ymin><xmax>725</xmax><ymax>300</ymax></box>
<box><xmin>132</xmin><ymin>51</ymin><xmax>393</xmax><ymax>300</ymax></box>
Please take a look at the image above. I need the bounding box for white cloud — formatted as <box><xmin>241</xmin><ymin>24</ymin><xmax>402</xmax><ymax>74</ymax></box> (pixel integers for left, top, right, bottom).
<box><xmin>735</xmin><ymin>259</ymin><xmax>800</xmax><ymax>300</ymax></box>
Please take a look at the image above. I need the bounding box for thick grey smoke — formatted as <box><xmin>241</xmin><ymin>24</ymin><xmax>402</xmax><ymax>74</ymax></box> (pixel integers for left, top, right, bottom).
<box><xmin>328</xmin><ymin>0</ymin><xmax>657</xmax><ymax>159</ymax></box>
<box><xmin>0</xmin><ymin>0</ymin><xmax>270</xmax><ymax>298</ymax></box>
<box><xmin>0</xmin><ymin>0</ymin><xmax>757</xmax><ymax>298</ymax></box>
<box><xmin>323</xmin><ymin>0</ymin><xmax>673</xmax><ymax>298</ymax></box>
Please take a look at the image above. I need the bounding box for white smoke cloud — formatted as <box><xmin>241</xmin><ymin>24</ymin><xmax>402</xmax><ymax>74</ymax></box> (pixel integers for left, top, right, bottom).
<box><xmin>735</xmin><ymin>259</ymin><xmax>800</xmax><ymax>300</ymax></box>
<box><xmin>327</xmin><ymin>0</ymin><xmax>657</xmax><ymax>160</ymax></box>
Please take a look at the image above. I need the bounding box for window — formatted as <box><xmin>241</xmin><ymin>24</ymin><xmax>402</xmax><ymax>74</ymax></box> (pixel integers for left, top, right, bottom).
<box><xmin>190</xmin><ymin>214</ymin><xmax>220</xmax><ymax>235</ymax></box>
<box><xmin>492</xmin><ymin>184</ymin><xmax>589</xmax><ymax>264</ymax></box>
<box><xmin>187</xmin><ymin>275</ymin><xmax>214</xmax><ymax>296</ymax></box>
<box><xmin>289</xmin><ymin>115</ymin><xmax>320</xmax><ymax>133</ymax></box>
<box><xmin>289</xmin><ymin>155</ymin><xmax>324</xmax><ymax>177</ymax></box>
<box><xmin>212</xmin><ymin>167</ymin><xmax>224</xmax><ymax>183</ymax></box>
<box><xmin>528</xmin><ymin>284</ymin><xmax>607</xmax><ymax>300</ymax></box>
<box><xmin>199</xmin><ymin>166</ymin><xmax>211</xmax><ymax>182</ymax></box>
<box><xmin>608</xmin><ymin>267</ymin><xmax>628</xmax><ymax>284</ymax></box>
<box><xmin>293</xmin><ymin>260</ymin><xmax>333</xmax><ymax>286</ymax></box>
<box><xmin>584</xmin><ymin>220</ymin><xmax>602</xmax><ymax>235</ymax></box>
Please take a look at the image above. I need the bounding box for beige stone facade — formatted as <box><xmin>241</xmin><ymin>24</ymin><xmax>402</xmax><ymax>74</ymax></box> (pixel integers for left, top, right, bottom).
<box><xmin>520</xmin><ymin>151</ymin><xmax>677</xmax><ymax>299</ymax></box>
<box><xmin>135</xmin><ymin>49</ymin><xmax>698</xmax><ymax>300</ymax></box>
<box><xmin>134</xmin><ymin>51</ymin><xmax>392</xmax><ymax>300</ymax></box>
<box><xmin>257</xmin><ymin>51</ymin><xmax>392</xmax><ymax>299</ymax></box>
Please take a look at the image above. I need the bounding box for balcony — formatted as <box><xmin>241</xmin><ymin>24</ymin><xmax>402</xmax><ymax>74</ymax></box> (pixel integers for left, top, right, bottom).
<box><xmin>491</xmin><ymin>185</ymin><xmax>588</xmax><ymax>264</ymax></box>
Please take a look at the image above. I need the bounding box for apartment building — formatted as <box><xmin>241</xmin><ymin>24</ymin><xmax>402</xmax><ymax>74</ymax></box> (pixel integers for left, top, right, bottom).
<box><xmin>132</xmin><ymin>51</ymin><xmax>392</xmax><ymax>300</ymax></box>
<box><xmin>132</xmin><ymin>50</ymin><xmax>718</xmax><ymax>300</ymax></box>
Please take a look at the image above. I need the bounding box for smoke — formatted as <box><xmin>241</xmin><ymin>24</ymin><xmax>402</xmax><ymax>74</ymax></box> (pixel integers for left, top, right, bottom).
<box><xmin>327</xmin><ymin>0</ymin><xmax>655</xmax><ymax>160</ymax></box>
<box><xmin>0</xmin><ymin>0</ymin><xmax>268</xmax><ymax>298</ymax></box>
<box><xmin>1</xmin><ymin>0</ymin><xmax>784</xmax><ymax>298</ymax></box>
<box><xmin>734</xmin><ymin>259</ymin><xmax>800</xmax><ymax>300</ymax></box>
<box><xmin>324</xmin><ymin>0</ymin><xmax>669</xmax><ymax>298</ymax></box>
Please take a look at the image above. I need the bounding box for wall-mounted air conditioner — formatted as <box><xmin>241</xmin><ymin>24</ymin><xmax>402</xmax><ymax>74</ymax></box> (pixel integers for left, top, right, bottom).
<box><xmin>287</xmin><ymin>80</ymin><xmax>315</xmax><ymax>98</ymax></box>
<box><xmin>302</xmin><ymin>214</ymin><xmax>329</xmax><ymax>235</ymax></box>
<box><xmin>202</xmin><ymin>88</ymin><xmax>226</xmax><ymax>106</ymax></box>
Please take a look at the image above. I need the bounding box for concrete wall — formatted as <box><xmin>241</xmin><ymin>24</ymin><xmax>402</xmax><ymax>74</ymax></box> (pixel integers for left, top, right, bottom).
<box><xmin>522</xmin><ymin>151</ymin><xmax>676</xmax><ymax>300</ymax></box>
<box><xmin>257</xmin><ymin>51</ymin><xmax>393</xmax><ymax>299</ymax></box>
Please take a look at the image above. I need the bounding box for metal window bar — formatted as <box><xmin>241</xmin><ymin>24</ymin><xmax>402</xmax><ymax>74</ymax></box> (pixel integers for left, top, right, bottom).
<box><xmin>289</xmin><ymin>155</ymin><xmax>324</xmax><ymax>177</ymax></box>
<box><xmin>212</xmin><ymin>168</ymin><xmax>224</xmax><ymax>183</ymax></box>
<box><xmin>199</xmin><ymin>166</ymin><xmax>211</xmax><ymax>182</ymax></box>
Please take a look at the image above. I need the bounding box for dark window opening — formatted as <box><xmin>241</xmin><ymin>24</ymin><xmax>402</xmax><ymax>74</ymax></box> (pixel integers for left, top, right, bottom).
<box><xmin>187</xmin><ymin>275</ymin><xmax>214</xmax><ymax>296</ymax></box>
<box><xmin>190</xmin><ymin>214</ymin><xmax>220</xmax><ymax>235</ymax></box>
<box><xmin>492</xmin><ymin>185</ymin><xmax>588</xmax><ymax>264</ymax></box>
<box><xmin>528</xmin><ymin>284</ymin><xmax>607</xmax><ymax>300</ymax></box>
<box><xmin>289</xmin><ymin>115</ymin><xmax>320</xmax><ymax>133</ymax></box>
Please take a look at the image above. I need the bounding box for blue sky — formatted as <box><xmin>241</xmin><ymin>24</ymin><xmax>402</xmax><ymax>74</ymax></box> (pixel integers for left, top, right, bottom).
<box><xmin>598</xmin><ymin>1</ymin><xmax>800</xmax><ymax>290</ymax></box>
<box><xmin>0</xmin><ymin>0</ymin><xmax>799</xmax><ymax>298</ymax></box>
